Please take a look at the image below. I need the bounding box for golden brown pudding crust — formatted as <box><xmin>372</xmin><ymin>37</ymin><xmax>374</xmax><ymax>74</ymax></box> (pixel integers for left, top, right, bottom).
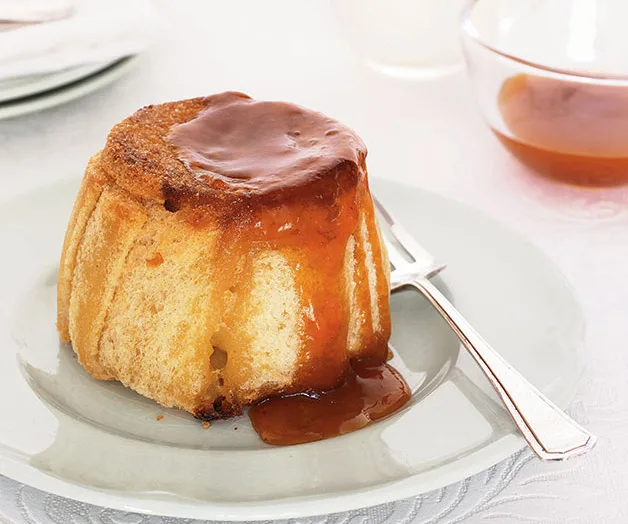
<box><xmin>58</xmin><ymin>93</ymin><xmax>391</xmax><ymax>421</ymax></box>
<box><xmin>102</xmin><ymin>92</ymin><xmax>365</xmax><ymax>216</ymax></box>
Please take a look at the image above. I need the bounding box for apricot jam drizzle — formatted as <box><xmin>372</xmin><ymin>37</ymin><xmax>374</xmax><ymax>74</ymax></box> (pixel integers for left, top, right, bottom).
<box><xmin>170</xmin><ymin>93</ymin><xmax>391</xmax><ymax>396</ymax></box>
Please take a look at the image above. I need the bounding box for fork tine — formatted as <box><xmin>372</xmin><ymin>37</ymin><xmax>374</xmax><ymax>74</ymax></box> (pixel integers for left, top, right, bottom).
<box><xmin>374</xmin><ymin>194</ymin><xmax>447</xmax><ymax>279</ymax></box>
<box><xmin>374</xmin><ymin>195</ymin><xmax>414</xmax><ymax>262</ymax></box>
<box><xmin>373</xmin><ymin>195</ymin><xmax>395</xmax><ymax>227</ymax></box>
<box><xmin>389</xmin><ymin>223</ymin><xmax>435</xmax><ymax>266</ymax></box>
<box><xmin>373</xmin><ymin>195</ymin><xmax>435</xmax><ymax>266</ymax></box>
<box><xmin>382</xmin><ymin>237</ymin><xmax>408</xmax><ymax>272</ymax></box>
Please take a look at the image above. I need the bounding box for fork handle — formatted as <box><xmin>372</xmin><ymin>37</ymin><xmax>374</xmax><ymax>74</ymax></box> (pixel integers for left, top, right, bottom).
<box><xmin>407</xmin><ymin>277</ymin><xmax>596</xmax><ymax>461</ymax></box>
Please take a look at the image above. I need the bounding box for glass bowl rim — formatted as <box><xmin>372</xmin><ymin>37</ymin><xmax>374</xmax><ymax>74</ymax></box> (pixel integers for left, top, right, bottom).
<box><xmin>460</xmin><ymin>0</ymin><xmax>628</xmax><ymax>82</ymax></box>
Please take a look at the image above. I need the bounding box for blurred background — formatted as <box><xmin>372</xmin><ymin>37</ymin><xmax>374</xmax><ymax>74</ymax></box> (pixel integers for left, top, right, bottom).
<box><xmin>3</xmin><ymin>0</ymin><xmax>628</xmax><ymax>209</ymax></box>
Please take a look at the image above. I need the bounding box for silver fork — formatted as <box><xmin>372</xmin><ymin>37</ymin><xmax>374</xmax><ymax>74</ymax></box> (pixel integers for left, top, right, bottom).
<box><xmin>374</xmin><ymin>196</ymin><xmax>597</xmax><ymax>462</ymax></box>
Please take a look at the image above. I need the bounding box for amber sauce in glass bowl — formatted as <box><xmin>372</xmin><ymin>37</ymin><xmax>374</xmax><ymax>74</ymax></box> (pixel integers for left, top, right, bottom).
<box><xmin>496</xmin><ymin>73</ymin><xmax>628</xmax><ymax>186</ymax></box>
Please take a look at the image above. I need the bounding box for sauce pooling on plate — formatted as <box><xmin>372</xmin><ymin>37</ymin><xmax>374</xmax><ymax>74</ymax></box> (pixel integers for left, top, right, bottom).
<box><xmin>249</xmin><ymin>360</ymin><xmax>411</xmax><ymax>446</ymax></box>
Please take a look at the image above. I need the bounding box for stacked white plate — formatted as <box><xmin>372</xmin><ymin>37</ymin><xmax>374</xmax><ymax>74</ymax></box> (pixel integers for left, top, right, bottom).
<box><xmin>0</xmin><ymin>55</ymin><xmax>138</xmax><ymax>120</ymax></box>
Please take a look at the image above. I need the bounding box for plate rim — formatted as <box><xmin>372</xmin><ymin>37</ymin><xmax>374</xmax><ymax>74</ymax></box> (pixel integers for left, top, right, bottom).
<box><xmin>0</xmin><ymin>59</ymin><xmax>121</xmax><ymax>104</ymax></box>
<box><xmin>0</xmin><ymin>177</ymin><xmax>586</xmax><ymax>521</ymax></box>
<box><xmin>0</xmin><ymin>56</ymin><xmax>139</xmax><ymax>120</ymax></box>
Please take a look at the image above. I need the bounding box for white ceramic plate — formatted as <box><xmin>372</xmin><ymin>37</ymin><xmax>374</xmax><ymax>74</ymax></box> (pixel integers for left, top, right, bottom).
<box><xmin>0</xmin><ymin>179</ymin><xmax>584</xmax><ymax>521</ymax></box>
<box><xmin>0</xmin><ymin>57</ymin><xmax>138</xmax><ymax>120</ymax></box>
<box><xmin>0</xmin><ymin>60</ymin><xmax>120</xmax><ymax>104</ymax></box>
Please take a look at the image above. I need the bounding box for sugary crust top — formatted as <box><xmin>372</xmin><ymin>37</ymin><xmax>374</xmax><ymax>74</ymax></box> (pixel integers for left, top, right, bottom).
<box><xmin>101</xmin><ymin>92</ymin><xmax>367</xmax><ymax>216</ymax></box>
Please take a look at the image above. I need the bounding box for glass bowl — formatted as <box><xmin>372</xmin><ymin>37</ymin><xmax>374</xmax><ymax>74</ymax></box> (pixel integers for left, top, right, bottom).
<box><xmin>461</xmin><ymin>0</ymin><xmax>628</xmax><ymax>187</ymax></box>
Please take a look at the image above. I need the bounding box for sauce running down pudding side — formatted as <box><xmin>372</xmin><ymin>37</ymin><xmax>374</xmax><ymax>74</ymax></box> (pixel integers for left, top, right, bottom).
<box><xmin>169</xmin><ymin>92</ymin><xmax>410</xmax><ymax>442</ymax></box>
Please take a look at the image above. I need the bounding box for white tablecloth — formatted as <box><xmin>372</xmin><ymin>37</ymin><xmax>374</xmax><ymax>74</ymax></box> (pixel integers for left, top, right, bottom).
<box><xmin>0</xmin><ymin>1</ymin><xmax>624</xmax><ymax>522</ymax></box>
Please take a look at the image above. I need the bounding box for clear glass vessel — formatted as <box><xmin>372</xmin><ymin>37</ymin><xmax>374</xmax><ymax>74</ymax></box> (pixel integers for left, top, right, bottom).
<box><xmin>335</xmin><ymin>0</ymin><xmax>466</xmax><ymax>80</ymax></box>
<box><xmin>461</xmin><ymin>0</ymin><xmax>628</xmax><ymax>186</ymax></box>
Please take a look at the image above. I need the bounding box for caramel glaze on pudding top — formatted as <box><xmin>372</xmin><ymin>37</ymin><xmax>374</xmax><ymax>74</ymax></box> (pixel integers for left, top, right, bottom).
<box><xmin>59</xmin><ymin>91</ymin><xmax>400</xmax><ymax>434</ymax></box>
